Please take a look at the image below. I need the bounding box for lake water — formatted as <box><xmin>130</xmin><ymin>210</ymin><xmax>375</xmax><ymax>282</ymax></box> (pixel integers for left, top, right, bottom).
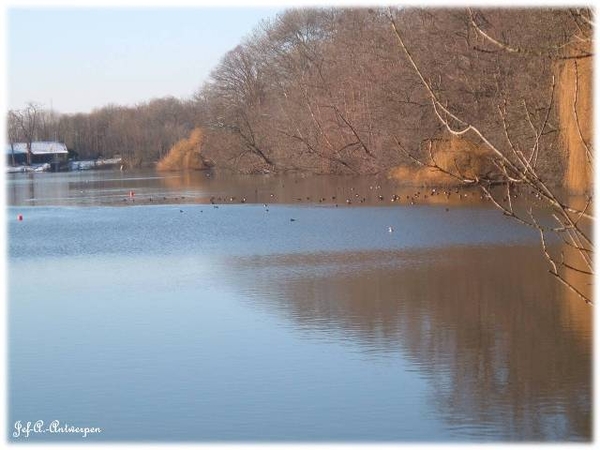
<box><xmin>7</xmin><ymin>170</ymin><xmax>592</xmax><ymax>442</ymax></box>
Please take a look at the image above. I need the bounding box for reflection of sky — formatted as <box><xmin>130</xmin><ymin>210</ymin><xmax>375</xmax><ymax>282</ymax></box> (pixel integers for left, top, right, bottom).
<box><xmin>9</xmin><ymin>253</ymin><xmax>444</xmax><ymax>441</ymax></box>
<box><xmin>8</xmin><ymin>204</ymin><xmax>591</xmax><ymax>441</ymax></box>
<box><xmin>8</xmin><ymin>202</ymin><xmax>539</xmax><ymax>261</ymax></box>
<box><xmin>224</xmin><ymin>244</ymin><xmax>591</xmax><ymax>442</ymax></box>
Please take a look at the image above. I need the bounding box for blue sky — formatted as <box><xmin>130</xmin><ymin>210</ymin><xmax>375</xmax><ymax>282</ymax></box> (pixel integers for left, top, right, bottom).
<box><xmin>8</xmin><ymin>7</ymin><xmax>284</xmax><ymax>113</ymax></box>
<box><xmin>6</xmin><ymin>1</ymin><xmax>569</xmax><ymax>114</ymax></box>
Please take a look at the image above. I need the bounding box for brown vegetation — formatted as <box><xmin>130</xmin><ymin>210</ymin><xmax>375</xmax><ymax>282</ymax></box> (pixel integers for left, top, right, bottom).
<box><xmin>388</xmin><ymin>7</ymin><xmax>593</xmax><ymax>303</ymax></box>
<box><xmin>156</xmin><ymin>128</ymin><xmax>211</xmax><ymax>171</ymax></box>
<box><xmin>8</xmin><ymin>97</ymin><xmax>200</xmax><ymax>168</ymax></box>
<box><xmin>390</xmin><ymin>134</ymin><xmax>498</xmax><ymax>186</ymax></box>
<box><xmin>193</xmin><ymin>7</ymin><xmax>592</xmax><ymax>188</ymax></box>
<box><xmin>7</xmin><ymin>7</ymin><xmax>592</xmax><ymax>301</ymax></box>
<box><xmin>556</xmin><ymin>52</ymin><xmax>593</xmax><ymax>193</ymax></box>
<box><xmin>9</xmin><ymin>8</ymin><xmax>592</xmax><ymax>185</ymax></box>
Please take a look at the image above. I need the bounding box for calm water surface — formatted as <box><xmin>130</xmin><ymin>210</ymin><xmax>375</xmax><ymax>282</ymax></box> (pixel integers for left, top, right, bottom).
<box><xmin>7</xmin><ymin>170</ymin><xmax>592</xmax><ymax>442</ymax></box>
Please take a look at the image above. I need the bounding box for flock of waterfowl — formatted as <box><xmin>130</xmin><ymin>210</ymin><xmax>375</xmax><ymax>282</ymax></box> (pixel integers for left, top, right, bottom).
<box><xmin>121</xmin><ymin>185</ymin><xmax>500</xmax><ymax>209</ymax></box>
<box><xmin>114</xmin><ymin>186</ymin><xmax>508</xmax><ymax>235</ymax></box>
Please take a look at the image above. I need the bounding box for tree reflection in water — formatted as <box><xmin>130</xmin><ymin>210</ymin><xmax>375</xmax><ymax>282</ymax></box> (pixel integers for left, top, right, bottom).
<box><xmin>226</xmin><ymin>244</ymin><xmax>591</xmax><ymax>441</ymax></box>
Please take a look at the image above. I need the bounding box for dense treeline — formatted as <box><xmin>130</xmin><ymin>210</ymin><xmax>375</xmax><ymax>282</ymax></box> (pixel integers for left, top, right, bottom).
<box><xmin>8</xmin><ymin>7</ymin><xmax>592</xmax><ymax>182</ymax></box>
<box><xmin>197</xmin><ymin>7</ymin><xmax>591</xmax><ymax>180</ymax></box>
<box><xmin>8</xmin><ymin>97</ymin><xmax>200</xmax><ymax>167</ymax></box>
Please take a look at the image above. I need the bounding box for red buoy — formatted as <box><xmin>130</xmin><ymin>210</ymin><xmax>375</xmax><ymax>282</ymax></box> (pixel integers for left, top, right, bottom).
<box><xmin>17</xmin><ymin>214</ymin><xmax>23</xmax><ymax>221</ymax></box>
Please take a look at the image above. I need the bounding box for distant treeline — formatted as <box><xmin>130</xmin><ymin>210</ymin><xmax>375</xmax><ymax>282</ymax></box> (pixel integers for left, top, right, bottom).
<box><xmin>8</xmin><ymin>7</ymin><xmax>592</xmax><ymax>183</ymax></box>
<box><xmin>8</xmin><ymin>97</ymin><xmax>201</xmax><ymax>166</ymax></box>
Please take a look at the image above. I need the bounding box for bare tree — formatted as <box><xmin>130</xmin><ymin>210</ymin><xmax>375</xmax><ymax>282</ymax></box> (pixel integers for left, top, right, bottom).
<box><xmin>12</xmin><ymin>102</ymin><xmax>41</xmax><ymax>165</ymax></box>
<box><xmin>387</xmin><ymin>8</ymin><xmax>593</xmax><ymax>304</ymax></box>
<box><xmin>7</xmin><ymin>110</ymin><xmax>20</xmax><ymax>166</ymax></box>
<box><xmin>45</xmin><ymin>97</ymin><xmax>196</xmax><ymax>166</ymax></box>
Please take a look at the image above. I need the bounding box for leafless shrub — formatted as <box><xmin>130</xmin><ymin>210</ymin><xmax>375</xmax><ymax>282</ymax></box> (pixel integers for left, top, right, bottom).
<box><xmin>387</xmin><ymin>7</ymin><xmax>593</xmax><ymax>304</ymax></box>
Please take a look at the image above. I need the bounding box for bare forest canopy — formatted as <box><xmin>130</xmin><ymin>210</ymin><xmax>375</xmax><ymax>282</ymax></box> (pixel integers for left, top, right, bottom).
<box><xmin>8</xmin><ymin>7</ymin><xmax>593</xmax><ymax>188</ymax></box>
